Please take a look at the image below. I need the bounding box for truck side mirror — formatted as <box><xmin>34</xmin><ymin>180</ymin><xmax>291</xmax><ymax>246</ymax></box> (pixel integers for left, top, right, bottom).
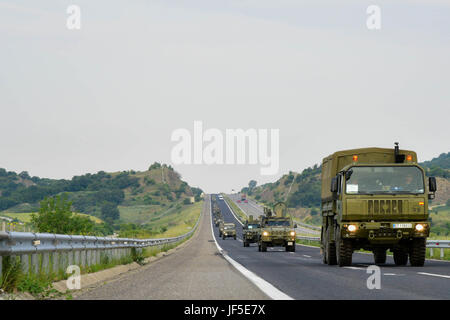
<box><xmin>429</xmin><ymin>177</ymin><xmax>437</xmax><ymax>192</ymax></box>
<box><xmin>330</xmin><ymin>177</ymin><xmax>338</xmax><ymax>193</ymax></box>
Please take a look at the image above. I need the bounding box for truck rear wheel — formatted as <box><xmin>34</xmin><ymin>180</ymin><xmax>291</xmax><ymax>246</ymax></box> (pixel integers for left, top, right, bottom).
<box><xmin>258</xmin><ymin>243</ymin><xmax>261</xmax><ymax>251</ymax></box>
<box><xmin>410</xmin><ymin>238</ymin><xmax>426</xmax><ymax>267</ymax></box>
<box><xmin>373</xmin><ymin>248</ymin><xmax>387</xmax><ymax>264</ymax></box>
<box><xmin>336</xmin><ymin>226</ymin><xmax>352</xmax><ymax>267</ymax></box>
<box><xmin>393</xmin><ymin>249</ymin><xmax>408</xmax><ymax>266</ymax></box>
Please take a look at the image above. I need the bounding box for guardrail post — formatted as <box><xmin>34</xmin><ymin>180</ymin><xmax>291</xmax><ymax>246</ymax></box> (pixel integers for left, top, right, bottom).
<box><xmin>61</xmin><ymin>252</ymin><xmax>68</xmax><ymax>273</ymax></box>
<box><xmin>42</xmin><ymin>252</ymin><xmax>50</xmax><ymax>275</ymax></box>
<box><xmin>21</xmin><ymin>254</ymin><xmax>29</xmax><ymax>275</ymax></box>
<box><xmin>74</xmin><ymin>250</ymin><xmax>80</xmax><ymax>267</ymax></box>
<box><xmin>1</xmin><ymin>221</ymin><xmax>5</xmax><ymax>231</ymax></box>
<box><xmin>430</xmin><ymin>248</ymin><xmax>433</xmax><ymax>257</ymax></box>
<box><xmin>31</xmin><ymin>253</ymin><xmax>39</xmax><ymax>274</ymax></box>
<box><xmin>52</xmin><ymin>252</ymin><xmax>58</xmax><ymax>274</ymax></box>
<box><xmin>80</xmin><ymin>250</ymin><xmax>85</xmax><ymax>267</ymax></box>
<box><xmin>440</xmin><ymin>248</ymin><xmax>444</xmax><ymax>259</ymax></box>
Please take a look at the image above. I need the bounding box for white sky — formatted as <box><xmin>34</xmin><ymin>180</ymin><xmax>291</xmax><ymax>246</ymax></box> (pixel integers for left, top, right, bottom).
<box><xmin>1</xmin><ymin>0</ymin><xmax>449</xmax><ymax>193</ymax></box>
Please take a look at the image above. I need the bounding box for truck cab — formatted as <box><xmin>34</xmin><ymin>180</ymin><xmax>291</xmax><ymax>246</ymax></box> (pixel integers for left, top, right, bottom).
<box><xmin>321</xmin><ymin>144</ymin><xmax>437</xmax><ymax>267</ymax></box>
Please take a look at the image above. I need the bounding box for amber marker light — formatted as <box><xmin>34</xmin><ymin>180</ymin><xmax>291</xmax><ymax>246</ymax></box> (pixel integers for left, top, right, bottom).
<box><xmin>352</xmin><ymin>155</ymin><xmax>358</xmax><ymax>162</ymax></box>
<box><xmin>419</xmin><ymin>202</ymin><xmax>424</xmax><ymax>206</ymax></box>
<box><xmin>406</xmin><ymin>154</ymin><xmax>413</xmax><ymax>162</ymax></box>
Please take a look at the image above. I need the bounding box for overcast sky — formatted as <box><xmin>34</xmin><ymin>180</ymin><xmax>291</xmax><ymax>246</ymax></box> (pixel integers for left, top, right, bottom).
<box><xmin>1</xmin><ymin>0</ymin><xmax>449</xmax><ymax>193</ymax></box>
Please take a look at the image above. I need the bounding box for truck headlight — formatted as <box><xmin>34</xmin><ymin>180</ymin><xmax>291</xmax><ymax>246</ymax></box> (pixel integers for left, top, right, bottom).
<box><xmin>290</xmin><ymin>231</ymin><xmax>296</xmax><ymax>236</ymax></box>
<box><xmin>347</xmin><ymin>225</ymin><xmax>357</xmax><ymax>232</ymax></box>
<box><xmin>415</xmin><ymin>224</ymin><xmax>424</xmax><ymax>232</ymax></box>
<box><xmin>262</xmin><ymin>231</ymin><xmax>269</xmax><ymax>236</ymax></box>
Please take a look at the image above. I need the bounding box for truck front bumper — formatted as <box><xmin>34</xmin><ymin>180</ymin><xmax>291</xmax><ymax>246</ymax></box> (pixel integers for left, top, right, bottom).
<box><xmin>341</xmin><ymin>221</ymin><xmax>429</xmax><ymax>242</ymax></box>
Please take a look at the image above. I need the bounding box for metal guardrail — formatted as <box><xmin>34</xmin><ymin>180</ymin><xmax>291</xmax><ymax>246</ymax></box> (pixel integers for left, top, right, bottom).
<box><xmin>296</xmin><ymin>236</ymin><xmax>449</xmax><ymax>259</ymax></box>
<box><xmin>0</xmin><ymin>209</ymin><xmax>202</xmax><ymax>279</ymax></box>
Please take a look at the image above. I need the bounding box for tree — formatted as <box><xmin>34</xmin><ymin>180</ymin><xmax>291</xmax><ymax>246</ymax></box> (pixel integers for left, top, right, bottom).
<box><xmin>100</xmin><ymin>202</ymin><xmax>120</xmax><ymax>224</ymax></box>
<box><xmin>248</xmin><ymin>180</ymin><xmax>257</xmax><ymax>190</ymax></box>
<box><xmin>31</xmin><ymin>194</ymin><xmax>94</xmax><ymax>235</ymax></box>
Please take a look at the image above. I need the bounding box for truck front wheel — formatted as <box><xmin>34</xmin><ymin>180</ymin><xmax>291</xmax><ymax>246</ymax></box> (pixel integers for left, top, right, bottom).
<box><xmin>261</xmin><ymin>242</ymin><xmax>267</xmax><ymax>252</ymax></box>
<box><xmin>410</xmin><ymin>238</ymin><xmax>426</xmax><ymax>267</ymax></box>
<box><xmin>336</xmin><ymin>226</ymin><xmax>352</xmax><ymax>267</ymax></box>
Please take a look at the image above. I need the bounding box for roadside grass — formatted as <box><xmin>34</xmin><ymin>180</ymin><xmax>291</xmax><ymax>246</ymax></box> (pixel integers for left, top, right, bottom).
<box><xmin>223</xmin><ymin>195</ymin><xmax>247</xmax><ymax>223</ymax></box>
<box><xmin>119</xmin><ymin>201</ymin><xmax>203</xmax><ymax>239</ymax></box>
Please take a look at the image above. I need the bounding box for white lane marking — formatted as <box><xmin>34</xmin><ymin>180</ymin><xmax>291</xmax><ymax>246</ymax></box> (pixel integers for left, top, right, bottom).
<box><xmin>417</xmin><ymin>272</ymin><xmax>450</xmax><ymax>279</ymax></box>
<box><xmin>343</xmin><ymin>266</ymin><xmax>365</xmax><ymax>270</ymax></box>
<box><xmin>303</xmin><ymin>255</ymin><xmax>311</xmax><ymax>258</ymax></box>
<box><xmin>222</xmin><ymin>197</ymin><xmax>244</xmax><ymax>226</ymax></box>
<box><xmin>209</xmin><ymin>196</ymin><xmax>293</xmax><ymax>300</ymax></box>
<box><xmin>237</xmin><ymin>239</ymin><xmax>243</xmax><ymax>243</ymax></box>
<box><xmin>383</xmin><ymin>273</ymin><xmax>397</xmax><ymax>276</ymax></box>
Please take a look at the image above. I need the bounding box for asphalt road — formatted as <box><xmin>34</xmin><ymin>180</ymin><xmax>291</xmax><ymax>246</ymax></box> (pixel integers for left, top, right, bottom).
<box><xmin>216</xmin><ymin>194</ymin><xmax>450</xmax><ymax>300</ymax></box>
<box><xmin>76</xmin><ymin>197</ymin><xmax>268</xmax><ymax>300</ymax></box>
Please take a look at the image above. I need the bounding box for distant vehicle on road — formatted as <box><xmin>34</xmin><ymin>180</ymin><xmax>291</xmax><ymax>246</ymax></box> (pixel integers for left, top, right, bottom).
<box><xmin>218</xmin><ymin>194</ymin><xmax>223</xmax><ymax>200</ymax></box>
<box><xmin>222</xmin><ymin>223</ymin><xmax>236</xmax><ymax>240</ymax></box>
<box><xmin>238</xmin><ymin>193</ymin><xmax>248</xmax><ymax>203</ymax></box>
<box><xmin>243</xmin><ymin>215</ymin><xmax>260</xmax><ymax>247</ymax></box>
<box><xmin>258</xmin><ymin>202</ymin><xmax>297</xmax><ymax>252</ymax></box>
<box><xmin>320</xmin><ymin>143</ymin><xmax>437</xmax><ymax>267</ymax></box>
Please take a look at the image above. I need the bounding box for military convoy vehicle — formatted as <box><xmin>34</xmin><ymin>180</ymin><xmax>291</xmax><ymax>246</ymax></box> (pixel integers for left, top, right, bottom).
<box><xmin>320</xmin><ymin>143</ymin><xmax>437</xmax><ymax>267</ymax></box>
<box><xmin>258</xmin><ymin>202</ymin><xmax>297</xmax><ymax>252</ymax></box>
<box><xmin>221</xmin><ymin>223</ymin><xmax>237</xmax><ymax>240</ymax></box>
<box><xmin>243</xmin><ymin>215</ymin><xmax>260</xmax><ymax>247</ymax></box>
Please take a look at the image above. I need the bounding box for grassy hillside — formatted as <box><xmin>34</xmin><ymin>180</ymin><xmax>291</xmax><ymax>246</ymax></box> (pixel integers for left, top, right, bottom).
<box><xmin>119</xmin><ymin>200</ymin><xmax>203</xmax><ymax>239</ymax></box>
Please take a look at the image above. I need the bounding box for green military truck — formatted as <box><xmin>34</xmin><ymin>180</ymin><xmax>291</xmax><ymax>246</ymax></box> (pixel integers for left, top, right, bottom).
<box><xmin>222</xmin><ymin>223</ymin><xmax>237</xmax><ymax>240</ymax></box>
<box><xmin>258</xmin><ymin>202</ymin><xmax>297</xmax><ymax>252</ymax></box>
<box><xmin>243</xmin><ymin>215</ymin><xmax>261</xmax><ymax>247</ymax></box>
<box><xmin>321</xmin><ymin>143</ymin><xmax>437</xmax><ymax>267</ymax></box>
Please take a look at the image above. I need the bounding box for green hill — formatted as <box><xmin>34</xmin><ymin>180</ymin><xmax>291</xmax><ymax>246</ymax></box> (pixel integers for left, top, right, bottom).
<box><xmin>0</xmin><ymin>163</ymin><xmax>203</xmax><ymax>231</ymax></box>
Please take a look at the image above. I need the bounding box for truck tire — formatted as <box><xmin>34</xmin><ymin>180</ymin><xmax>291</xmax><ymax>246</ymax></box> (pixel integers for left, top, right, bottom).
<box><xmin>326</xmin><ymin>226</ymin><xmax>337</xmax><ymax>265</ymax></box>
<box><xmin>261</xmin><ymin>242</ymin><xmax>267</xmax><ymax>252</ymax></box>
<box><xmin>291</xmin><ymin>244</ymin><xmax>296</xmax><ymax>252</ymax></box>
<box><xmin>336</xmin><ymin>226</ymin><xmax>352</xmax><ymax>267</ymax></box>
<box><xmin>373</xmin><ymin>248</ymin><xmax>387</xmax><ymax>264</ymax></box>
<box><xmin>258</xmin><ymin>243</ymin><xmax>261</xmax><ymax>252</ymax></box>
<box><xmin>234</xmin><ymin>235</ymin><xmax>236</xmax><ymax>240</ymax></box>
<box><xmin>222</xmin><ymin>235</ymin><xmax>226</xmax><ymax>240</ymax></box>
<box><xmin>410</xmin><ymin>238</ymin><xmax>426</xmax><ymax>267</ymax></box>
<box><xmin>393</xmin><ymin>249</ymin><xmax>408</xmax><ymax>266</ymax></box>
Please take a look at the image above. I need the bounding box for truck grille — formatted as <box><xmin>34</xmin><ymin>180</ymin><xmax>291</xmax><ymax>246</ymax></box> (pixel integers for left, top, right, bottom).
<box><xmin>368</xmin><ymin>200</ymin><xmax>403</xmax><ymax>215</ymax></box>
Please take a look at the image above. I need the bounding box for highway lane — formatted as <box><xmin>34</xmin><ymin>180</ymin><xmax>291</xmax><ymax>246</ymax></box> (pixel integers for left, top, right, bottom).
<box><xmin>213</xmin><ymin>194</ymin><xmax>450</xmax><ymax>299</ymax></box>
<box><xmin>227</xmin><ymin>194</ymin><xmax>320</xmax><ymax>236</ymax></box>
<box><xmin>76</xmin><ymin>197</ymin><xmax>268</xmax><ymax>300</ymax></box>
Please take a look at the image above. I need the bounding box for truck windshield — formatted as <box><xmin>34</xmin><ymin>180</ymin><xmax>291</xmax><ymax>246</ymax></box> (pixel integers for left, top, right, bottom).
<box><xmin>266</xmin><ymin>220</ymin><xmax>290</xmax><ymax>227</ymax></box>
<box><xmin>345</xmin><ymin>166</ymin><xmax>424</xmax><ymax>194</ymax></box>
<box><xmin>224</xmin><ymin>225</ymin><xmax>234</xmax><ymax>230</ymax></box>
<box><xmin>247</xmin><ymin>224</ymin><xmax>259</xmax><ymax>229</ymax></box>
